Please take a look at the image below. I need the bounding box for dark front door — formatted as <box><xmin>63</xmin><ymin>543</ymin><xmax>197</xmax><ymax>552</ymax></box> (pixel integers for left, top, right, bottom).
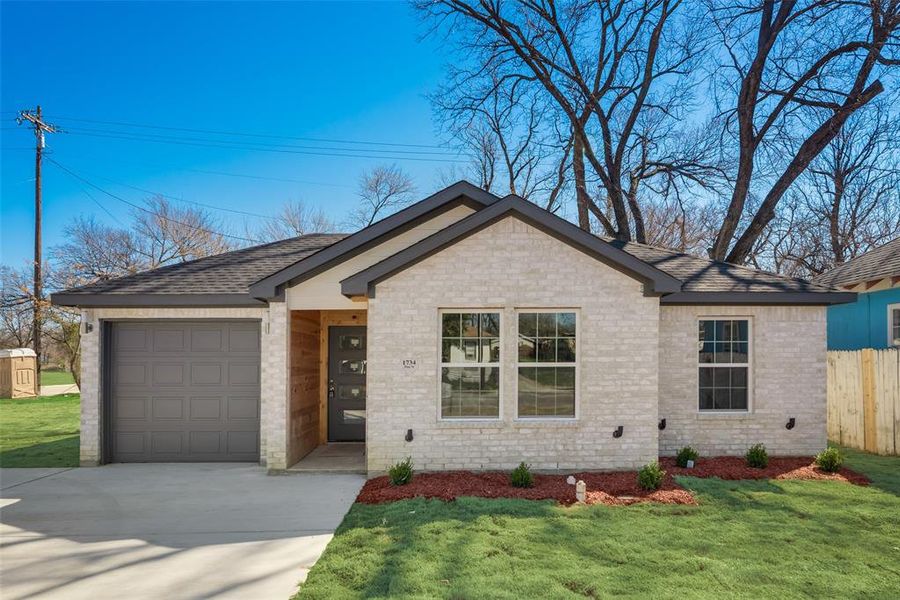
<box><xmin>328</xmin><ymin>326</ymin><xmax>367</xmax><ymax>442</ymax></box>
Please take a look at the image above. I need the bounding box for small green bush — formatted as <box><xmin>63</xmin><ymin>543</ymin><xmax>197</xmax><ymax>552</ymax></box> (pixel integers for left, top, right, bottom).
<box><xmin>637</xmin><ymin>460</ymin><xmax>665</xmax><ymax>490</ymax></box>
<box><xmin>510</xmin><ymin>462</ymin><xmax>534</xmax><ymax>488</ymax></box>
<box><xmin>746</xmin><ymin>443</ymin><xmax>769</xmax><ymax>469</ymax></box>
<box><xmin>815</xmin><ymin>447</ymin><xmax>843</xmax><ymax>473</ymax></box>
<box><xmin>388</xmin><ymin>457</ymin><xmax>413</xmax><ymax>486</ymax></box>
<box><xmin>675</xmin><ymin>446</ymin><xmax>700</xmax><ymax>468</ymax></box>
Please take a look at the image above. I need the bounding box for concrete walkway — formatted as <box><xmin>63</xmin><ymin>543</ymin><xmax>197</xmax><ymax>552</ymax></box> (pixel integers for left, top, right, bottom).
<box><xmin>0</xmin><ymin>465</ymin><xmax>364</xmax><ymax>600</ymax></box>
<box><xmin>39</xmin><ymin>383</ymin><xmax>80</xmax><ymax>396</ymax></box>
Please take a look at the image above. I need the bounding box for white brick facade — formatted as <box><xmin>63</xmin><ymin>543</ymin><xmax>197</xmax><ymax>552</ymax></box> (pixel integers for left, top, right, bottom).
<box><xmin>658</xmin><ymin>305</ymin><xmax>828</xmax><ymax>457</ymax></box>
<box><xmin>76</xmin><ymin>305</ymin><xmax>290</xmax><ymax>468</ymax></box>
<box><xmin>365</xmin><ymin>217</ymin><xmax>661</xmax><ymax>474</ymax></box>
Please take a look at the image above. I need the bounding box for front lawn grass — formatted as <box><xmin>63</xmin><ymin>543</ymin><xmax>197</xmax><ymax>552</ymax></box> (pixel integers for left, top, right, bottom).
<box><xmin>298</xmin><ymin>450</ymin><xmax>900</xmax><ymax>599</ymax></box>
<box><xmin>40</xmin><ymin>368</ymin><xmax>76</xmax><ymax>386</ymax></box>
<box><xmin>0</xmin><ymin>394</ymin><xmax>80</xmax><ymax>467</ymax></box>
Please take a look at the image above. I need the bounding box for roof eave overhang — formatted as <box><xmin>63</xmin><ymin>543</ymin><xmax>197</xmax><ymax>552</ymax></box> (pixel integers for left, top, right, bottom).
<box><xmin>248</xmin><ymin>181</ymin><xmax>502</xmax><ymax>300</ymax></box>
<box><xmin>660</xmin><ymin>291</ymin><xmax>857</xmax><ymax>305</ymax></box>
<box><xmin>340</xmin><ymin>195</ymin><xmax>683</xmax><ymax>298</ymax></box>
<box><xmin>51</xmin><ymin>293</ymin><xmax>267</xmax><ymax>308</ymax></box>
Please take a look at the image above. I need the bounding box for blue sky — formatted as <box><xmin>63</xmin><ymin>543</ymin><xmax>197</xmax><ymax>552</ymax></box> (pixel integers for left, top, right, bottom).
<box><xmin>1</xmin><ymin>1</ymin><xmax>459</xmax><ymax>269</ymax></box>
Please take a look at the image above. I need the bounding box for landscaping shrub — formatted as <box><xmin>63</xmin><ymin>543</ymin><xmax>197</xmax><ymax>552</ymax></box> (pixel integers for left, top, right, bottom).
<box><xmin>638</xmin><ymin>460</ymin><xmax>665</xmax><ymax>490</ymax></box>
<box><xmin>675</xmin><ymin>446</ymin><xmax>700</xmax><ymax>468</ymax></box>
<box><xmin>388</xmin><ymin>457</ymin><xmax>414</xmax><ymax>486</ymax></box>
<box><xmin>745</xmin><ymin>444</ymin><xmax>769</xmax><ymax>469</ymax></box>
<box><xmin>815</xmin><ymin>447</ymin><xmax>843</xmax><ymax>473</ymax></box>
<box><xmin>510</xmin><ymin>462</ymin><xmax>534</xmax><ymax>488</ymax></box>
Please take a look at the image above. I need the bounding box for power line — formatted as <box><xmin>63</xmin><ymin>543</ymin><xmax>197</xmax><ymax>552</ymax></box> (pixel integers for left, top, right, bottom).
<box><xmin>180</xmin><ymin>167</ymin><xmax>354</xmax><ymax>188</ymax></box>
<box><xmin>63</xmin><ymin>129</ymin><xmax>469</xmax><ymax>163</ymax></box>
<box><xmin>47</xmin><ymin>157</ymin><xmax>263</xmax><ymax>244</ymax></box>
<box><xmin>61</xmin><ymin>125</ymin><xmax>461</xmax><ymax>157</ymax></box>
<box><xmin>80</xmin><ymin>170</ymin><xmax>283</xmax><ymax>221</ymax></box>
<box><xmin>46</xmin><ymin>114</ymin><xmax>449</xmax><ymax>149</ymax></box>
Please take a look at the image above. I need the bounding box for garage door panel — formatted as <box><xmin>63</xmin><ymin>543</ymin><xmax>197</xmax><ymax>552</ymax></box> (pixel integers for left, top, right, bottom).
<box><xmin>116</xmin><ymin>326</ymin><xmax>150</xmax><ymax>352</ymax></box>
<box><xmin>153</xmin><ymin>363</ymin><xmax>185</xmax><ymax>386</ymax></box>
<box><xmin>116</xmin><ymin>363</ymin><xmax>148</xmax><ymax>385</ymax></box>
<box><xmin>229</xmin><ymin>327</ymin><xmax>260</xmax><ymax>352</ymax></box>
<box><xmin>109</xmin><ymin>321</ymin><xmax>260</xmax><ymax>462</ymax></box>
<box><xmin>153</xmin><ymin>328</ymin><xmax>186</xmax><ymax>352</ymax></box>
<box><xmin>152</xmin><ymin>397</ymin><xmax>185</xmax><ymax>420</ymax></box>
<box><xmin>189</xmin><ymin>396</ymin><xmax>222</xmax><ymax>420</ymax></box>
<box><xmin>190</xmin><ymin>363</ymin><xmax>224</xmax><ymax>385</ymax></box>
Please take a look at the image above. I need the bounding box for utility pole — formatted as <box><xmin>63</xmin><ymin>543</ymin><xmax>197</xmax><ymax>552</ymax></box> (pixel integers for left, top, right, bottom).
<box><xmin>17</xmin><ymin>106</ymin><xmax>59</xmax><ymax>386</ymax></box>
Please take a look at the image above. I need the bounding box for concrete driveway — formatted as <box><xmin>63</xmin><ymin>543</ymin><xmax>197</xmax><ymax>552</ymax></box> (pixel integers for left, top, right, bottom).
<box><xmin>0</xmin><ymin>465</ymin><xmax>364</xmax><ymax>599</ymax></box>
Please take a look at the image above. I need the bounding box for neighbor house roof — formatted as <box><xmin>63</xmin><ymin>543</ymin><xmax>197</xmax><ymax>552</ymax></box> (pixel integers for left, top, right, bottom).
<box><xmin>52</xmin><ymin>181</ymin><xmax>856</xmax><ymax>307</ymax></box>
<box><xmin>814</xmin><ymin>238</ymin><xmax>900</xmax><ymax>289</ymax></box>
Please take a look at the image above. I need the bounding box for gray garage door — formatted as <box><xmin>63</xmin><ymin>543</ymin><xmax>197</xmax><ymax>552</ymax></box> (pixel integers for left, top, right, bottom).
<box><xmin>108</xmin><ymin>321</ymin><xmax>261</xmax><ymax>462</ymax></box>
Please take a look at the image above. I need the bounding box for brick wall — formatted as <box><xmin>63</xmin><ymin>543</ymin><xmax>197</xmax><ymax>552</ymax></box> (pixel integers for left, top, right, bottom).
<box><xmin>658</xmin><ymin>305</ymin><xmax>827</xmax><ymax>457</ymax></box>
<box><xmin>365</xmin><ymin>216</ymin><xmax>660</xmax><ymax>475</ymax></box>
<box><xmin>76</xmin><ymin>305</ymin><xmax>287</xmax><ymax>467</ymax></box>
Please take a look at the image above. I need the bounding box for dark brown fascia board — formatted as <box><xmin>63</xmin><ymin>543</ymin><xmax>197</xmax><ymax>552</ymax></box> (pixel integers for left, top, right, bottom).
<box><xmin>659</xmin><ymin>291</ymin><xmax>857</xmax><ymax>305</ymax></box>
<box><xmin>340</xmin><ymin>195</ymin><xmax>683</xmax><ymax>297</ymax></box>
<box><xmin>249</xmin><ymin>181</ymin><xmax>501</xmax><ymax>299</ymax></box>
<box><xmin>50</xmin><ymin>293</ymin><xmax>267</xmax><ymax>308</ymax></box>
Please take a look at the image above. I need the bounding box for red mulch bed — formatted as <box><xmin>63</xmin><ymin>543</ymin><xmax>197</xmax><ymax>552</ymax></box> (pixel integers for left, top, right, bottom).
<box><xmin>357</xmin><ymin>456</ymin><xmax>869</xmax><ymax>507</ymax></box>
<box><xmin>357</xmin><ymin>470</ymin><xmax>694</xmax><ymax>507</ymax></box>
<box><xmin>659</xmin><ymin>456</ymin><xmax>870</xmax><ymax>486</ymax></box>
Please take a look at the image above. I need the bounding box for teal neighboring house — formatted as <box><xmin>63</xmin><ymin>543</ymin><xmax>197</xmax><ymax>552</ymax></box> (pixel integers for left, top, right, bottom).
<box><xmin>815</xmin><ymin>238</ymin><xmax>900</xmax><ymax>350</ymax></box>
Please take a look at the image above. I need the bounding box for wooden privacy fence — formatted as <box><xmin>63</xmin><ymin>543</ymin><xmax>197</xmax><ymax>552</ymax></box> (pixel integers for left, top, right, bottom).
<box><xmin>827</xmin><ymin>349</ymin><xmax>900</xmax><ymax>455</ymax></box>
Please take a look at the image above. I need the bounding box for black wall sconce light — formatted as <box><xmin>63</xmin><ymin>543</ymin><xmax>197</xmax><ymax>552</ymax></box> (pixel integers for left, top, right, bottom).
<box><xmin>83</xmin><ymin>322</ymin><xmax>93</xmax><ymax>334</ymax></box>
<box><xmin>405</xmin><ymin>428</ymin><xmax>414</xmax><ymax>442</ymax></box>
<box><xmin>785</xmin><ymin>418</ymin><xmax>796</xmax><ymax>430</ymax></box>
<box><xmin>613</xmin><ymin>425</ymin><xmax>623</xmax><ymax>438</ymax></box>
<box><xmin>658</xmin><ymin>418</ymin><xmax>667</xmax><ymax>430</ymax></box>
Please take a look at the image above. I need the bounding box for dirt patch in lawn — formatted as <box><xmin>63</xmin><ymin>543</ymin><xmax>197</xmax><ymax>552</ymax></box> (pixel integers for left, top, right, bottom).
<box><xmin>660</xmin><ymin>456</ymin><xmax>870</xmax><ymax>486</ymax></box>
<box><xmin>357</xmin><ymin>470</ymin><xmax>695</xmax><ymax>506</ymax></box>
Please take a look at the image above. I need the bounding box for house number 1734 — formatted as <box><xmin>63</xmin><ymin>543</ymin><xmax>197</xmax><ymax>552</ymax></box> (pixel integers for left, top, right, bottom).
<box><xmin>402</xmin><ymin>359</ymin><xmax>417</xmax><ymax>369</ymax></box>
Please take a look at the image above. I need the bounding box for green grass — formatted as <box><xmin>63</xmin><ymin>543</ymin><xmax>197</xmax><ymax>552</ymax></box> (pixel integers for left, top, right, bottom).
<box><xmin>0</xmin><ymin>393</ymin><xmax>80</xmax><ymax>467</ymax></box>
<box><xmin>39</xmin><ymin>369</ymin><xmax>76</xmax><ymax>386</ymax></box>
<box><xmin>297</xmin><ymin>450</ymin><xmax>900</xmax><ymax>599</ymax></box>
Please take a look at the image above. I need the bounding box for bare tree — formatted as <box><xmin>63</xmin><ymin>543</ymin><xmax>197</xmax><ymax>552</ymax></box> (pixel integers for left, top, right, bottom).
<box><xmin>256</xmin><ymin>200</ymin><xmax>334</xmax><ymax>242</ymax></box>
<box><xmin>346</xmin><ymin>164</ymin><xmax>417</xmax><ymax>229</ymax></box>
<box><xmin>0</xmin><ymin>266</ymin><xmax>33</xmax><ymax>349</ymax></box>
<box><xmin>418</xmin><ymin>0</ymin><xmax>711</xmax><ymax>242</ymax></box>
<box><xmin>707</xmin><ymin>0</ymin><xmax>900</xmax><ymax>264</ymax></box>
<box><xmin>434</xmin><ymin>73</ymin><xmax>573</xmax><ymax>208</ymax></box>
<box><xmin>750</xmin><ymin>97</ymin><xmax>900</xmax><ymax>276</ymax></box>
<box><xmin>53</xmin><ymin>196</ymin><xmax>236</xmax><ymax>285</ymax></box>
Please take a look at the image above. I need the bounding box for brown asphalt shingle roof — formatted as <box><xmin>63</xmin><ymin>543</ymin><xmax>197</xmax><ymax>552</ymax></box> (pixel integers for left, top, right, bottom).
<box><xmin>813</xmin><ymin>238</ymin><xmax>900</xmax><ymax>288</ymax></box>
<box><xmin>57</xmin><ymin>230</ymin><xmax>833</xmax><ymax>299</ymax></box>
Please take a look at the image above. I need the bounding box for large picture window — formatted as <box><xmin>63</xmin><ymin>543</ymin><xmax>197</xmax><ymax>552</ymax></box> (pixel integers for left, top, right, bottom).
<box><xmin>517</xmin><ymin>311</ymin><xmax>577</xmax><ymax>418</ymax></box>
<box><xmin>440</xmin><ymin>311</ymin><xmax>500</xmax><ymax>418</ymax></box>
<box><xmin>698</xmin><ymin>319</ymin><xmax>750</xmax><ymax>411</ymax></box>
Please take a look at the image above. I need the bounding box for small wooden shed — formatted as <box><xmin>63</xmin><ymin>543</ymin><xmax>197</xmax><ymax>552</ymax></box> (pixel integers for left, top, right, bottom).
<box><xmin>0</xmin><ymin>348</ymin><xmax>38</xmax><ymax>398</ymax></box>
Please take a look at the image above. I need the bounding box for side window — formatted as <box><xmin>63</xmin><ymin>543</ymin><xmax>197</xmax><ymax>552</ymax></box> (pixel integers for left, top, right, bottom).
<box><xmin>440</xmin><ymin>312</ymin><xmax>500</xmax><ymax>419</ymax></box>
<box><xmin>698</xmin><ymin>319</ymin><xmax>750</xmax><ymax>411</ymax></box>
<box><xmin>517</xmin><ymin>311</ymin><xmax>577</xmax><ymax>418</ymax></box>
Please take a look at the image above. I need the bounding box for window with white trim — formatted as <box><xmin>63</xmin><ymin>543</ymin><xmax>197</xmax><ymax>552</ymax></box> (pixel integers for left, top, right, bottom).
<box><xmin>698</xmin><ymin>319</ymin><xmax>749</xmax><ymax>411</ymax></box>
<box><xmin>517</xmin><ymin>311</ymin><xmax>577</xmax><ymax>418</ymax></box>
<box><xmin>440</xmin><ymin>312</ymin><xmax>500</xmax><ymax>418</ymax></box>
<box><xmin>889</xmin><ymin>304</ymin><xmax>900</xmax><ymax>347</ymax></box>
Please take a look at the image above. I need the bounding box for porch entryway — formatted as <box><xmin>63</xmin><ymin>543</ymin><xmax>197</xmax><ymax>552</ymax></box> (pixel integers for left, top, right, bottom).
<box><xmin>287</xmin><ymin>443</ymin><xmax>366</xmax><ymax>474</ymax></box>
<box><xmin>286</xmin><ymin>309</ymin><xmax>367</xmax><ymax>471</ymax></box>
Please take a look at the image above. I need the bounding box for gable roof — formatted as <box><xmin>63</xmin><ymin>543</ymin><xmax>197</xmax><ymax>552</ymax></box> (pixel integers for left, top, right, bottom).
<box><xmin>248</xmin><ymin>181</ymin><xmax>500</xmax><ymax>299</ymax></box>
<box><xmin>51</xmin><ymin>234</ymin><xmax>346</xmax><ymax>307</ymax></box>
<box><xmin>814</xmin><ymin>238</ymin><xmax>900</xmax><ymax>288</ymax></box>
<box><xmin>51</xmin><ymin>181</ymin><xmax>856</xmax><ymax>308</ymax></box>
<box><xmin>340</xmin><ymin>195</ymin><xmax>682</xmax><ymax>297</ymax></box>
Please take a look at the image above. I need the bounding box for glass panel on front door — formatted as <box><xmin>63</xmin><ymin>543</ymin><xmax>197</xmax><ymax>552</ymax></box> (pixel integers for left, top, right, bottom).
<box><xmin>328</xmin><ymin>326</ymin><xmax>367</xmax><ymax>442</ymax></box>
